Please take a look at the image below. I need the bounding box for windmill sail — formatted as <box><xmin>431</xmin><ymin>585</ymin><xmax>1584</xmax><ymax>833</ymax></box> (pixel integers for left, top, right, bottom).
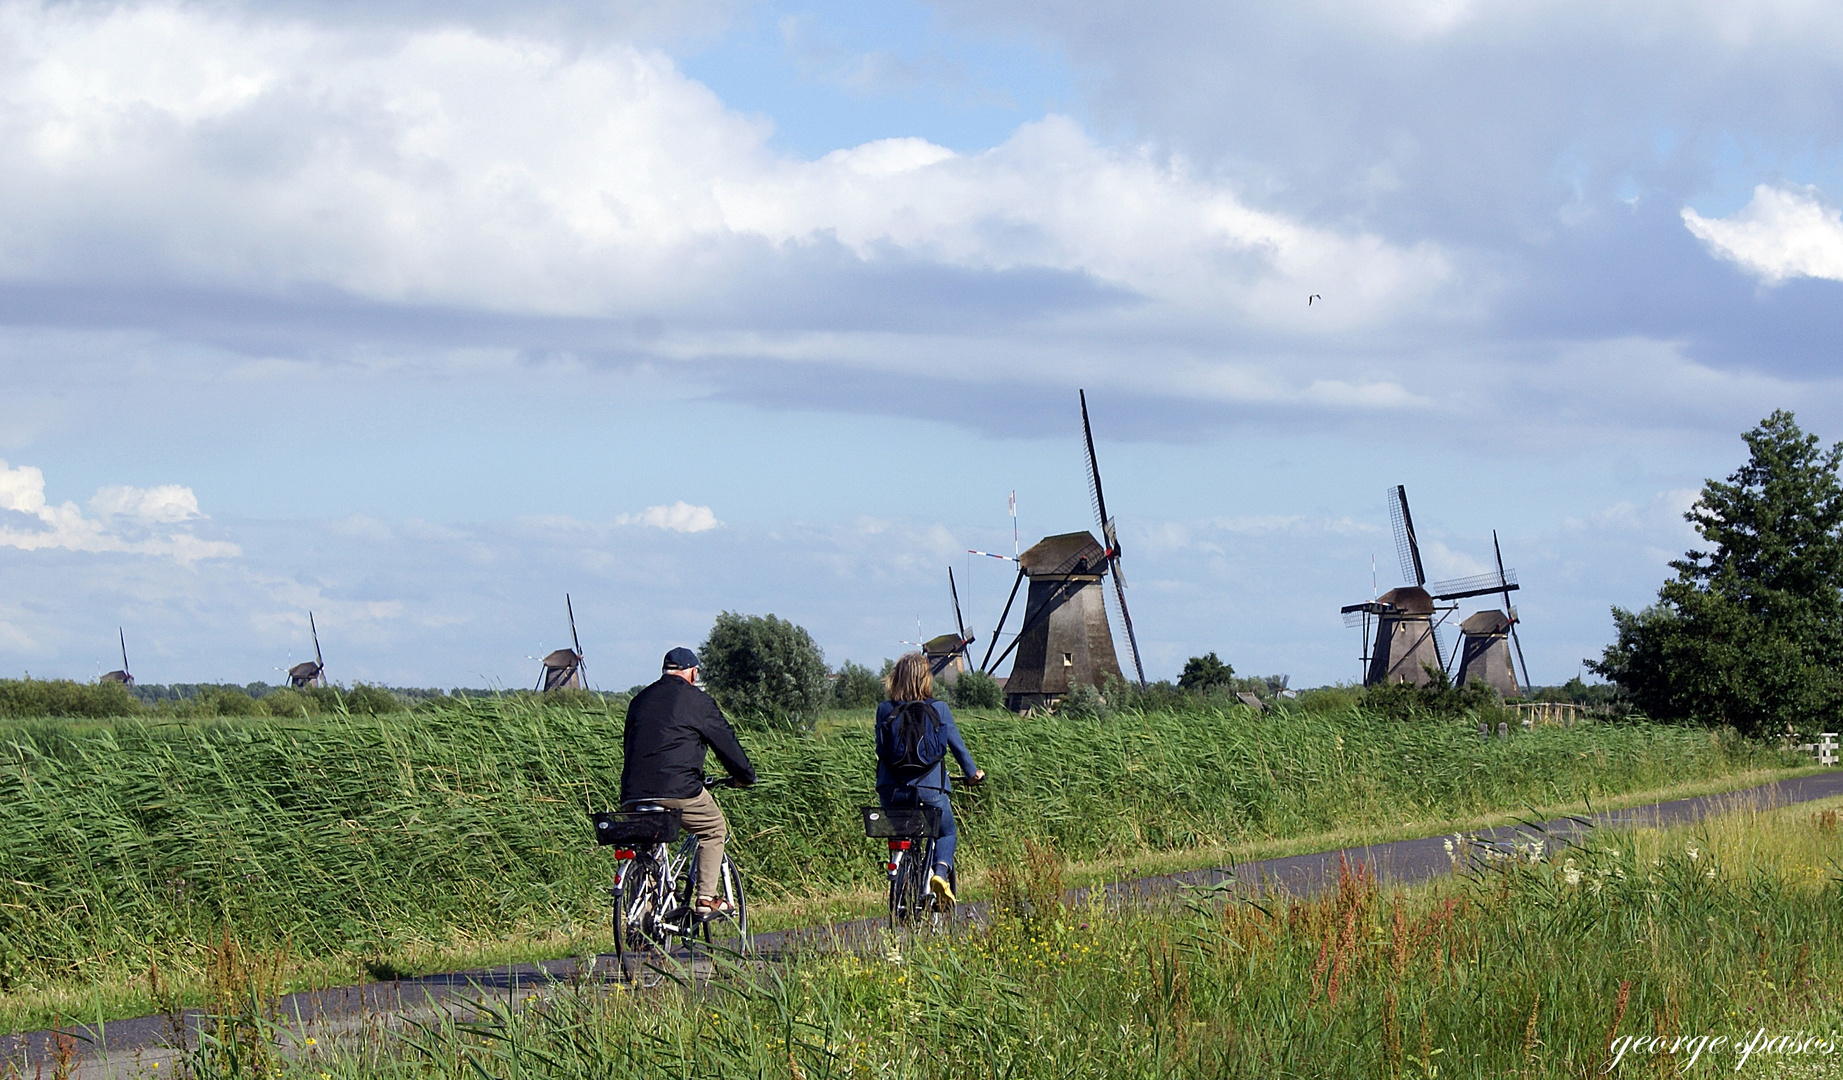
<box><xmin>288</xmin><ymin>612</ymin><xmax>327</xmax><ymax>688</ymax></box>
<box><xmin>539</xmin><ymin>595</ymin><xmax>586</xmax><ymax>691</ymax></box>
<box><xmin>925</xmin><ymin>568</ymin><xmax>977</xmax><ymax>677</ymax></box>
<box><xmin>1495</xmin><ymin>531</ymin><xmax>1532</xmax><ymax>690</ymax></box>
<box><xmin>1387</xmin><ymin>485</ymin><xmax>1426</xmax><ymax>587</ymax></box>
<box><xmin>1081</xmin><ymin>390</ymin><xmax>1146</xmax><ymax>688</ymax></box>
<box><xmin>101</xmin><ymin>628</ymin><xmax>134</xmax><ymax>686</ymax></box>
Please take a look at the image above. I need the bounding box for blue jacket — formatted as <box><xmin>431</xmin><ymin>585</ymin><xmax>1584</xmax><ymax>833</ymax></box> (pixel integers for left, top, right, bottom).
<box><xmin>874</xmin><ymin>698</ymin><xmax>978</xmax><ymax>796</ymax></box>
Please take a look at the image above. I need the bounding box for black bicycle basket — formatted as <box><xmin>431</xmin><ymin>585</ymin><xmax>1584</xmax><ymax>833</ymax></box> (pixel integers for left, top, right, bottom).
<box><xmin>591</xmin><ymin>809</ymin><xmax>682</xmax><ymax>846</ymax></box>
<box><xmin>861</xmin><ymin>804</ymin><xmax>943</xmax><ymax>839</ymax></box>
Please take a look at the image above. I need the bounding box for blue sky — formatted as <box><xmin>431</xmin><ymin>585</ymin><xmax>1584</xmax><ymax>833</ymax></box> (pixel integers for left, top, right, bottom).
<box><xmin>2</xmin><ymin>0</ymin><xmax>1842</xmax><ymax>691</ymax></box>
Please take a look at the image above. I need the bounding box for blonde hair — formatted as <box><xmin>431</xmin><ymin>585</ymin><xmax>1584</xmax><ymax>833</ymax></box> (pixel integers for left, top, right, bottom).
<box><xmin>886</xmin><ymin>652</ymin><xmax>935</xmax><ymax>702</ymax></box>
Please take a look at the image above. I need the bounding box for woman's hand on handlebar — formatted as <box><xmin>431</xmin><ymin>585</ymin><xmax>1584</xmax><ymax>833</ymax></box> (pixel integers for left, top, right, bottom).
<box><xmin>965</xmin><ymin>769</ymin><xmax>986</xmax><ymax>785</ymax></box>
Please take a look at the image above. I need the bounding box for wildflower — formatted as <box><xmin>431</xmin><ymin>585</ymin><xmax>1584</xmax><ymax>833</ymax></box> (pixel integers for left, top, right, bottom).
<box><xmin>1563</xmin><ymin>858</ymin><xmax>1581</xmax><ymax>887</ymax></box>
<box><xmin>305</xmin><ymin>1038</ymin><xmax>317</xmax><ymax>1047</ymax></box>
<box><xmin>1687</xmin><ymin>846</ymin><xmax>1700</xmax><ymax>862</ymax></box>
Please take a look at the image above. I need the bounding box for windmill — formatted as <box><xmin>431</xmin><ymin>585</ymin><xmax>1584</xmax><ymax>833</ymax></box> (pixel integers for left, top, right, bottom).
<box><xmin>1341</xmin><ymin>487</ymin><xmax>1524</xmax><ymax>688</ymax></box>
<box><xmin>980</xmin><ymin>391</ymin><xmax>1145</xmax><ymax>712</ymax></box>
<box><xmin>1451</xmin><ymin>531</ymin><xmax>1532</xmax><ymax>697</ymax></box>
<box><xmin>288</xmin><ymin>613</ymin><xmax>327</xmax><ymax>688</ymax></box>
<box><xmin>100</xmin><ymin>628</ymin><xmax>133</xmax><ymax>686</ymax></box>
<box><xmin>922</xmin><ymin>567</ymin><xmax>977</xmax><ymax>682</ymax></box>
<box><xmin>537</xmin><ymin>594</ymin><xmax>585</xmax><ymax>691</ymax></box>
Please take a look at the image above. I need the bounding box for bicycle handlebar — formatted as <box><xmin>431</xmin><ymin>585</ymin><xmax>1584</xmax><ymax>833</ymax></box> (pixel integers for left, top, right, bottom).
<box><xmin>702</xmin><ymin>775</ymin><xmax>749</xmax><ymax>790</ymax></box>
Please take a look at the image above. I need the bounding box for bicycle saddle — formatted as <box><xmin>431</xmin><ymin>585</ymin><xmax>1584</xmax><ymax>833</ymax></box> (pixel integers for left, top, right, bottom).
<box><xmin>621</xmin><ymin>801</ymin><xmax>670</xmax><ymax>813</ymax></box>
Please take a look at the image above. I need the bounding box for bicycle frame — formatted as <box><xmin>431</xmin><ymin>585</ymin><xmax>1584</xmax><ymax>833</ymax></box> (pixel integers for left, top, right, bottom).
<box><xmin>611</xmin><ymin>829</ymin><xmax>749</xmax><ymax>971</ymax></box>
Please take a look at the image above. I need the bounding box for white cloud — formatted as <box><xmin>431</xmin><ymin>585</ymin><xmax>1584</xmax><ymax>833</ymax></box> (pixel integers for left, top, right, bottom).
<box><xmin>90</xmin><ymin>483</ymin><xmax>202</xmax><ymax>522</ymax></box>
<box><xmin>1683</xmin><ymin>185</ymin><xmax>1843</xmax><ymax>284</ymax></box>
<box><xmin>0</xmin><ymin>459</ymin><xmax>237</xmax><ymax>562</ymax></box>
<box><xmin>0</xmin><ymin>2</ymin><xmax>1445</xmax><ymax>332</ymax></box>
<box><xmin>620</xmin><ymin>502</ymin><xmax>721</xmax><ymax>533</ymax></box>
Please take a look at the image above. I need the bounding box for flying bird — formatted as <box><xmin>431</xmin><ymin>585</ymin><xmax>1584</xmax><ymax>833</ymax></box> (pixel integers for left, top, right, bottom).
<box><xmin>1308</xmin><ymin>294</ymin><xmax>1322</xmax><ymax>306</ymax></box>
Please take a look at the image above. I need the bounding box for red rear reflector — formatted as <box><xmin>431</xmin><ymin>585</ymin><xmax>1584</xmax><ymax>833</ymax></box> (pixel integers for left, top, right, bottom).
<box><xmin>886</xmin><ymin>862</ymin><xmax>898</xmax><ymax>871</ymax></box>
<box><xmin>614</xmin><ymin>849</ymin><xmax>636</xmax><ymax>860</ymax></box>
<box><xmin>888</xmin><ymin>840</ymin><xmax>912</xmax><ymax>851</ymax></box>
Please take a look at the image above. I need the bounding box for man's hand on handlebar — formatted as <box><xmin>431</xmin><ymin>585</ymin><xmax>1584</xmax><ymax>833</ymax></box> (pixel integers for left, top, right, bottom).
<box><xmin>703</xmin><ymin>774</ymin><xmax>752</xmax><ymax>790</ymax></box>
<box><xmin>965</xmin><ymin>769</ymin><xmax>986</xmax><ymax>785</ymax></box>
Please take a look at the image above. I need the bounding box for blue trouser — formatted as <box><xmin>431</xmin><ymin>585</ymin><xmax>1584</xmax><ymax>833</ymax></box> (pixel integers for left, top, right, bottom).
<box><xmin>880</xmin><ymin>782</ymin><xmax>955</xmax><ymax>873</ymax></box>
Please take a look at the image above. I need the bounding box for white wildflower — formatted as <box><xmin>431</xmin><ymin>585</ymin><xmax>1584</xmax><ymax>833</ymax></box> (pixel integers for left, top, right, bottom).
<box><xmin>1563</xmin><ymin>858</ymin><xmax>1581</xmax><ymax>887</ymax></box>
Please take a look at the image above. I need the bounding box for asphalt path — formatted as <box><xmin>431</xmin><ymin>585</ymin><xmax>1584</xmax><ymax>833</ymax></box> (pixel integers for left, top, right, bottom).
<box><xmin>18</xmin><ymin>769</ymin><xmax>1843</xmax><ymax>1070</ymax></box>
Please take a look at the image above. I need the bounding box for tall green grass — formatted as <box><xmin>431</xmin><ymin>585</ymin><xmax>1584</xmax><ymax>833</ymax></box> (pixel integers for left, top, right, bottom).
<box><xmin>0</xmin><ymin>697</ymin><xmax>1794</xmax><ymax>1031</ymax></box>
<box><xmin>288</xmin><ymin>799</ymin><xmax>1843</xmax><ymax>1080</ymax></box>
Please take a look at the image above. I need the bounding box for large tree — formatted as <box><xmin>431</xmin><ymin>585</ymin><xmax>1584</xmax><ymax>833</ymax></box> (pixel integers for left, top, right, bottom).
<box><xmin>1590</xmin><ymin>411</ymin><xmax>1843</xmax><ymax>735</ymax></box>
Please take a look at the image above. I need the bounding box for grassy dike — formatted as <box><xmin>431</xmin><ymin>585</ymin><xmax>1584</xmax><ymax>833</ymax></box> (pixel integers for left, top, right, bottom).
<box><xmin>268</xmin><ymin>794</ymin><xmax>1843</xmax><ymax>1080</ymax></box>
<box><xmin>0</xmin><ymin>696</ymin><xmax>1806</xmax><ymax>1032</ymax></box>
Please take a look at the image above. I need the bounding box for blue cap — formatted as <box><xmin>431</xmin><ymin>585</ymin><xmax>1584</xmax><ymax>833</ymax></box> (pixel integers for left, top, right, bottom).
<box><xmin>663</xmin><ymin>647</ymin><xmax>699</xmax><ymax>671</ymax></box>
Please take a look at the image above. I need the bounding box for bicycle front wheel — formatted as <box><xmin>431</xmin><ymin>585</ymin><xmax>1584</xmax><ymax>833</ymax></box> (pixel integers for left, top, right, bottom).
<box><xmin>698</xmin><ymin>854</ymin><xmax>751</xmax><ymax>953</ymax></box>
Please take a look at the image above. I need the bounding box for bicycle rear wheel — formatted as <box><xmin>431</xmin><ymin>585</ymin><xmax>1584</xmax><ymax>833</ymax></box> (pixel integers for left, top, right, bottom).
<box><xmin>888</xmin><ymin>843</ymin><xmax>932</xmax><ymax>929</ymax></box>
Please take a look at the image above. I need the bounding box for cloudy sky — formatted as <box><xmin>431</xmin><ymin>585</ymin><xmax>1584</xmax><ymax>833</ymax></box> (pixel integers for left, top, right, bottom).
<box><xmin>2</xmin><ymin>0</ymin><xmax>1840</xmax><ymax>691</ymax></box>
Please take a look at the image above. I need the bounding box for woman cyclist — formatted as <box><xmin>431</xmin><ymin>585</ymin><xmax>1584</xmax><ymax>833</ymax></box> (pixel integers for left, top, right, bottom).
<box><xmin>875</xmin><ymin>652</ymin><xmax>984</xmax><ymax>903</ymax></box>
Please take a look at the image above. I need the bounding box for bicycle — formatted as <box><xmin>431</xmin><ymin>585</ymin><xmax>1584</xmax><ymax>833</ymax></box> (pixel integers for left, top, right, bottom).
<box><xmin>862</xmin><ymin>775</ymin><xmax>978</xmax><ymax>931</ymax></box>
<box><xmin>592</xmin><ymin>776</ymin><xmax>750</xmax><ymax>975</ymax></box>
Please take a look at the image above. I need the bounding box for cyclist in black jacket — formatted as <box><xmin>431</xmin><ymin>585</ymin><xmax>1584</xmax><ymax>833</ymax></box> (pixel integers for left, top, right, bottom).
<box><xmin>621</xmin><ymin>647</ymin><xmax>756</xmax><ymax>915</ymax></box>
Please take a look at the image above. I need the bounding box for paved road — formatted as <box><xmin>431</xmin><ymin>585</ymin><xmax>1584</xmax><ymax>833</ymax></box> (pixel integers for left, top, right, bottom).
<box><xmin>18</xmin><ymin>769</ymin><xmax>1843</xmax><ymax>1071</ymax></box>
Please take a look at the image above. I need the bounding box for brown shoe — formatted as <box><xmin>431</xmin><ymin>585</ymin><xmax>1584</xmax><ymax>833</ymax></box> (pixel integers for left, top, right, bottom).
<box><xmin>696</xmin><ymin>896</ymin><xmax>736</xmax><ymax>918</ymax></box>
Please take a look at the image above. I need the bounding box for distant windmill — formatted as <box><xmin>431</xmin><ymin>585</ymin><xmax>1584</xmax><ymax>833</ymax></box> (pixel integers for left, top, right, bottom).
<box><xmin>288</xmin><ymin>613</ymin><xmax>327</xmax><ymax>688</ymax></box>
<box><xmin>1451</xmin><ymin>531</ymin><xmax>1532</xmax><ymax>696</ymax></box>
<box><xmin>981</xmin><ymin>391</ymin><xmax>1146</xmax><ymax>711</ymax></box>
<box><xmin>537</xmin><ymin>594</ymin><xmax>585</xmax><ymax>691</ymax></box>
<box><xmin>922</xmin><ymin>567</ymin><xmax>977</xmax><ymax>682</ymax></box>
<box><xmin>100</xmin><ymin>628</ymin><xmax>133</xmax><ymax>686</ymax></box>
<box><xmin>1341</xmin><ymin>486</ymin><xmax>1521</xmax><ymax>687</ymax></box>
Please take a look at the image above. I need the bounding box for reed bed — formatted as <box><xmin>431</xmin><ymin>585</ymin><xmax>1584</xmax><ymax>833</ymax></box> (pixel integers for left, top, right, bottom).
<box><xmin>218</xmin><ymin>796</ymin><xmax>1843</xmax><ymax>1080</ymax></box>
<box><xmin>0</xmin><ymin>697</ymin><xmax>1793</xmax><ymax>1032</ymax></box>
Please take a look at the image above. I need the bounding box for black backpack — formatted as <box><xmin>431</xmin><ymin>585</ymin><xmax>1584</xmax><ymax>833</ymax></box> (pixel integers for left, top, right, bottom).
<box><xmin>877</xmin><ymin>699</ymin><xmax>947</xmax><ymax>779</ymax></box>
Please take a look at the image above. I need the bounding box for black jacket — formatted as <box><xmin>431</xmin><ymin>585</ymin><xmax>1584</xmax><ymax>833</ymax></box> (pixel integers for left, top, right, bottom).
<box><xmin>620</xmin><ymin>675</ymin><xmax>756</xmax><ymax>803</ymax></box>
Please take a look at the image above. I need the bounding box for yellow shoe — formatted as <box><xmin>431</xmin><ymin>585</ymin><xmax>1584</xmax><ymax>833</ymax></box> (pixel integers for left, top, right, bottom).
<box><xmin>928</xmin><ymin>873</ymin><xmax>956</xmax><ymax>905</ymax></box>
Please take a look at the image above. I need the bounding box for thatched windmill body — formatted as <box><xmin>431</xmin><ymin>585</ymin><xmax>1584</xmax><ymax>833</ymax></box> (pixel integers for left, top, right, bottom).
<box><xmin>537</xmin><ymin>594</ymin><xmax>585</xmax><ymax>691</ymax></box>
<box><xmin>101</xmin><ymin>628</ymin><xmax>134</xmax><ymax>686</ymax></box>
<box><xmin>288</xmin><ymin>613</ymin><xmax>327</xmax><ymax>688</ymax></box>
<box><xmin>1451</xmin><ymin>531</ymin><xmax>1532</xmax><ymax>696</ymax></box>
<box><xmin>980</xmin><ymin>391</ymin><xmax>1146</xmax><ymax>712</ymax></box>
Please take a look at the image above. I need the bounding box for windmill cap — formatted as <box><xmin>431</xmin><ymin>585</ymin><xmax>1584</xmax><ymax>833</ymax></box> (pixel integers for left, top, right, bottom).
<box><xmin>663</xmin><ymin>647</ymin><xmax>699</xmax><ymax>671</ymax></box>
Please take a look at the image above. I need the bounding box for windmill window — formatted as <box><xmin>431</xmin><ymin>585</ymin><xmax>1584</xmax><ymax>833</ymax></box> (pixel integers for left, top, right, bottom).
<box><xmin>1062</xmin><ymin>652</ymin><xmax>1074</xmax><ymax>667</ymax></box>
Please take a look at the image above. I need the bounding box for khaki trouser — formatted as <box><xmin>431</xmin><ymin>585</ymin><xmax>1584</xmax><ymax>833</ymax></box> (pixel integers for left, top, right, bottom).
<box><xmin>652</xmin><ymin>788</ymin><xmax>729</xmax><ymax>899</ymax></box>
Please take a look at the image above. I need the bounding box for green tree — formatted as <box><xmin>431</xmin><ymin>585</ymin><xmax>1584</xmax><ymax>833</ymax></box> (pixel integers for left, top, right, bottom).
<box><xmin>1589</xmin><ymin>411</ymin><xmax>1843</xmax><ymax>736</ymax></box>
<box><xmin>1178</xmin><ymin>652</ymin><xmax>1235</xmax><ymax>693</ymax></box>
<box><xmin>699</xmin><ymin>612</ymin><xmax>830</xmax><ymax>732</ymax></box>
<box><xmin>946</xmin><ymin>669</ymin><xmax>1004</xmax><ymax>710</ymax></box>
<box><xmin>831</xmin><ymin>661</ymin><xmax>883</xmax><ymax>709</ymax></box>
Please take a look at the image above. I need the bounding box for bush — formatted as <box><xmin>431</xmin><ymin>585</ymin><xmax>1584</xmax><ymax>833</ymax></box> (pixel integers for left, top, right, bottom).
<box><xmin>1054</xmin><ymin>682</ymin><xmax>1106</xmax><ymax>720</ymax></box>
<box><xmin>164</xmin><ymin>688</ymin><xmax>263</xmax><ymax>719</ymax></box>
<box><xmin>832</xmin><ymin>661</ymin><xmax>884</xmax><ymax>709</ymax></box>
<box><xmin>1178</xmin><ymin>652</ymin><xmax>1235</xmax><ymax>693</ymax></box>
<box><xmin>1362</xmin><ymin>666</ymin><xmax>1501</xmax><ymax>721</ymax></box>
<box><xmin>700</xmin><ymin>612</ymin><xmax>830</xmax><ymax>732</ymax></box>
<box><xmin>0</xmin><ymin>679</ymin><xmax>143</xmax><ymax>719</ymax></box>
<box><xmin>947</xmin><ymin>669</ymin><xmax>1004</xmax><ymax>709</ymax></box>
<box><xmin>259</xmin><ymin>688</ymin><xmax>319</xmax><ymax>718</ymax></box>
<box><xmin>341</xmin><ymin>683</ymin><xmax>404</xmax><ymax>716</ymax></box>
